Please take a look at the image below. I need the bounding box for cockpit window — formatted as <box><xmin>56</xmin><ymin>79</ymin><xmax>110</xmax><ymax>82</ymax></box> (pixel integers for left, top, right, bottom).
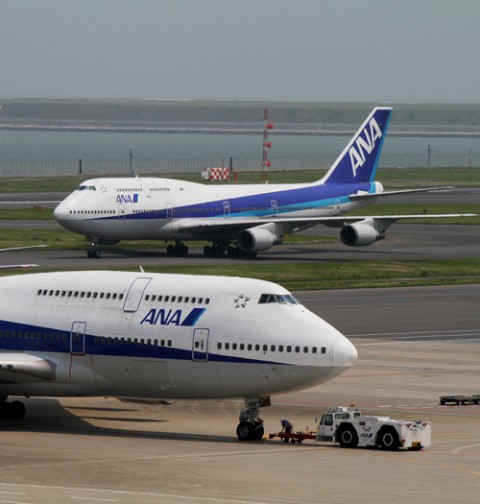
<box><xmin>258</xmin><ymin>294</ymin><xmax>300</xmax><ymax>305</ymax></box>
<box><xmin>77</xmin><ymin>185</ymin><xmax>97</xmax><ymax>191</ymax></box>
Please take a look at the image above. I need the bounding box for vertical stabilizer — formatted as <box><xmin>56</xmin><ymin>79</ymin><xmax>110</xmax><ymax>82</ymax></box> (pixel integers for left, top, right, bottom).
<box><xmin>321</xmin><ymin>107</ymin><xmax>392</xmax><ymax>184</ymax></box>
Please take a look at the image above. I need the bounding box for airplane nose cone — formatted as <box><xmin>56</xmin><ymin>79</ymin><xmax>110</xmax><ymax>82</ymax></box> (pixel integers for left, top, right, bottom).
<box><xmin>53</xmin><ymin>203</ymin><xmax>64</xmax><ymax>220</ymax></box>
<box><xmin>330</xmin><ymin>336</ymin><xmax>358</xmax><ymax>368</ymax></box>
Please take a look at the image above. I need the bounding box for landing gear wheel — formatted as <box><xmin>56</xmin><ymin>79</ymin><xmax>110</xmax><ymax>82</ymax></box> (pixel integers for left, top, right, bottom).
<box><xmin>168</xmin><ymin>242</ymin><xmax>189</xmax><ymax>256</ymax></box>
<box><xmin>379</xmin><ymin>428</ymin><xmax>399</xmax><ymax>451</ymax></box>
<box><xmin>9</xmin><ymin>401</ymin><xmax>26</xmax><ymax>420</ymax></box>
<box><xmin>252</xmin><ymin>422</ymin><xmax>264</xmax><ymax>440</ymax></box>
<box><xmin>0</xmin><ymin>400</ymin><xmax>26</xmax><ymax>420</ymax></box>
<box><xmin>87</xmin><ymin>247</ymin><xmax>101</xmax><ymax>258</ymax></box>
<box><xmin>337</xmin><ymin>425</ymin><xmax>359</xmax><ymax>448</ymax></box>
<box><xmin>236</xmin><ymin>421</ymin><xmax>264</xmax><ymax>441</ymax></box>
<box><xmin>204</xmin><ymin>243</ymin><xmax>227</xmax><ymax>258</ymax></box>
<box><xmin>237</xmin><ymin>421</ymin><xmax>255</xmax><ymax>441</ymax></box>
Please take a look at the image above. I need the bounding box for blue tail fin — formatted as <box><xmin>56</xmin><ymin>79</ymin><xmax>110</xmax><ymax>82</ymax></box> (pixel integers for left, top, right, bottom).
<box><xmin>321</xmin><ymin>107</ymin><xmax>392</xmax><ymax>184</ymax></box>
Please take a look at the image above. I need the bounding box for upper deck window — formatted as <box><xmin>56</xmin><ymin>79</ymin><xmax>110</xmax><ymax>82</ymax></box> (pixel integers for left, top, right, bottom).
<box><xmin>258</xmin><ymin>294</ymin><xmax>300</xmax><ymax>305</ymax></box>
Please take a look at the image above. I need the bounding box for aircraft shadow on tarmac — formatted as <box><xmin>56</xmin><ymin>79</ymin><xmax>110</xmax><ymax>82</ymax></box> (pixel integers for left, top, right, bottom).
<box><xmin>2</xmin><ymin>398</ymin><xmax>237</xmax><ymax>444</ymax></box>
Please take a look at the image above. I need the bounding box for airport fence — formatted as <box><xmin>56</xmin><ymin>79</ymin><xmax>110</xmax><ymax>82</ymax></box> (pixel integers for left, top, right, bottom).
<box><xmin>0</xmin><ymin>153</ymin><xmax>478</xmax><ymax>178</ymax></box>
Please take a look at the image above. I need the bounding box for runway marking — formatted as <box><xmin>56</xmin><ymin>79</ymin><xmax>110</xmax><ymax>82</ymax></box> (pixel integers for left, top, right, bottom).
<box><xmin>452</xmin><ymin>443</ymin><xmax>480</xmax><ymax>454</ymax></box>
<box><xmin>0</xmin><ymin>483</ymin><xmax>276</xmax><ymax>504</ymax></box>
<box><xmin>376</xmin><ymin>402</ymin><xmax>454</xmax><ymax>410</ymax></box>
<box><xmin>349</xmin><ymin>329</ymin><xmax>480</xmax><ymax>341</ymax></box>
<box><xmin>71</xmin><ymin>497</ymin><xmax>118</xmax><ymax>502</ymax></box>
<box><xmin>0</xmin><ymin>501</ymin><xmax>33</xmax><ymax>504</ymax></box>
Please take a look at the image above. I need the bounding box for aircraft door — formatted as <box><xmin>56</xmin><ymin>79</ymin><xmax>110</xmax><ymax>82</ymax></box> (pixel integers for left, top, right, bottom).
<box><xmin>165</xmin><ymin>202</ymin><xmax>173</xmax><ymax>220</ymax></box>
<box><xmin>334</xmin><ymin>199</ymin><xmax>341</xmax><ymax>215</ymax></box>
<box><xmin>70</xmin><ymin>321</ymin><xmax>86</xmax><ymax>355</ymax></box>
<box><xmin>192</xmin><ymin>328</ymin><xmax>209</xmax><ymax>361</ymax></box>
<box><xmin>117</xmin><ymin>200</ymin><xmax>126</xmax><ymax>220</ymax></box>
<box><xmin>223</xmin><ymin>201</ymin><xmax>230</xmax><ymax>217</ymax></box>
<box><xmin>271</xmin><ymin>200</ymin><xmax>278</xmax><ymax>215</ymax></box>
<box><xmin>123</xmin><ymin>277</ymin><xmax>152</xmax><ymax>313</ymax></box>
<box><xmin>139</xmin><ymin>178</ymin><xmax>152</xmax><ymax>198</ymax></box>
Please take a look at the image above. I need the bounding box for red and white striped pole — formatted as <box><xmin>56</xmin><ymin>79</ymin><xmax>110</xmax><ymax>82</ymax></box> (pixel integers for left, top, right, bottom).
<box><xmin>261</xmin><ymin>108</ymin><xmax>274</xmax><ymax>182</ymax></box>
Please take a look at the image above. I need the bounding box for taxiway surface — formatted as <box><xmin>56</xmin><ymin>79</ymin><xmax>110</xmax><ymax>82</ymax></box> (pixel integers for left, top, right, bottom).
<box><xmin>1</xmin><ymin>223</ymin><xmax>480</xmax><ymax>268</ymax></box>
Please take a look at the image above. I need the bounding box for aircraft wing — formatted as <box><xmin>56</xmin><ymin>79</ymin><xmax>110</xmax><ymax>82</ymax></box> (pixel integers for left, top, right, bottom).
<box><xmin>0</xmin><ymin>264</ymin><xmax>40</xmax><ymax>269</ymax></box>
<box><xmin>0</xmin><ymin>245</ymin><xmax>47</xmax><ymax>269</ymax></box>
<box><xmin>177</xmin><ymin>213</ymin><xmax>477</xmax><ymax>234</ymax></box>
<box><xmin>0</xmin><ymin>352</ymin><xmax>56</xmax><ymax>380</ymax></box>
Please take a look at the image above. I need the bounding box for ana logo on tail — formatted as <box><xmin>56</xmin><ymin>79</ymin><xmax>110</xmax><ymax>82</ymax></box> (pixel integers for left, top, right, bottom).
<box><xmin>349</xmin><ymin>117</ymin><xmax>383</xmax><ymax>177</ymax></box>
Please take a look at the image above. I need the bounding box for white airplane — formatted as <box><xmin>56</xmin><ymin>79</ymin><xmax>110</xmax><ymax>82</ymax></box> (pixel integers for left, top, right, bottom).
<box><xmin>54</xmin><ymin>107</ymin><xmax>473</xmax><ymax>258</ymax></box>
<box><xmin>0</xmin><ymin>270</ymin><xmax>357</xmax><ymax>440</ymax></box>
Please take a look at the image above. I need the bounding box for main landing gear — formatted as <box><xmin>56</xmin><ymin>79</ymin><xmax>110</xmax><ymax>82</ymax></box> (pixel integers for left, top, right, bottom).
<box><xmin>203</xmin><ymin>242</ymin><xmax>257</xmax><ymax>259</ymax></box>
<box><xmin>166</xmin><ymin>241</ymin><xmax>189</xmax><ymax>256</ymax></box>
<box><xmin>0</xmin><ymin>396</ymin><xmax>26</xmax><ymax>420</ymax></box>
<box><xmin>236</xmin><ymin>396</ymin><xmax>271</xmax><ymax>441</ymax></box>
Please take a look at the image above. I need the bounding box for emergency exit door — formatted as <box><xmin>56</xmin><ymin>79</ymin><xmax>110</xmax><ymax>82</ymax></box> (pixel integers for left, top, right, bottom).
<box><xmin>123</xmin><ymin>277</ymin><xmax>152</xmax><ymax>312</ymax></box>
<box><xmin>70</xmin><ymin>321</ymin><xmax>86</xmax><ymax>355</ymax></box>
<box><xmin>192</xmin><ymin>328</ymin><xmax>209</xmax><ymax>361</ymax></box>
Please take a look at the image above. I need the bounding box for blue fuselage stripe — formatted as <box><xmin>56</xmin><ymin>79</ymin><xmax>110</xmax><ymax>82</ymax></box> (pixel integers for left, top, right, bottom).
<box><xmin>0</xmin><ymin>319</ymin><xmax>287</xmax><ymax>366</ymax></box>
<box><xmin>96</xmin><ymin>181</ymin><xmax>372</xmax><ymax>221</ymax></box>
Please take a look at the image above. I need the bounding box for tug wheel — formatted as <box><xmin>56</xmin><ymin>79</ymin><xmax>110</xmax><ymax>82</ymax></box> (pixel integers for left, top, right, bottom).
<box><xmin>337</xmin><ymin>425</ymin><xmax>358</xmax><ymax>448</ymax></box>
<box><xmin>379</xmin><ymin>428</ymin><xmax>400</xmax><ymax>451</ymax></box>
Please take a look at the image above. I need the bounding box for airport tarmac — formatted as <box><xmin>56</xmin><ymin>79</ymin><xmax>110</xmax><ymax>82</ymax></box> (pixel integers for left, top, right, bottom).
<box><xmin>0</xmin><ymin>285</ymin><xmax>479</xmax><ymax>504</ymax></box>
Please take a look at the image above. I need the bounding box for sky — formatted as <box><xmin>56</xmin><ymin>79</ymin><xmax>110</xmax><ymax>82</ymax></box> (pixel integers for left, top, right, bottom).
<box><xmin>1</xmin><ymin>0</ymin><xmax>479</xmax><ymax>103</ymax></box>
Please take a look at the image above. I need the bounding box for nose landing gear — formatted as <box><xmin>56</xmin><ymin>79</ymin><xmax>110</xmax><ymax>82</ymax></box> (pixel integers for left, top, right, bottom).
<box><xmin>87</xmin><ymin>238</ymin><xmax>101</xmax><ymax>258</ymax></box>
<box><xmin>236</xmin><ymin>396</ymin><xmax>270</xmax><ymax>441</ymax></box>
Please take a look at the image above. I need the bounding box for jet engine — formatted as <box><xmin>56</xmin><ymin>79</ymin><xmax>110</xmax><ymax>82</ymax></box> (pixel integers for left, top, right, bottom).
<box><xmin>238</xmin><ymin>226</ymin><xmax>282</xmax><ymax>252</ymax></box>
<box><xmin>340</xmin><ymin>221</ymin><xmax>385</xmax><ymax>247</ymax></box>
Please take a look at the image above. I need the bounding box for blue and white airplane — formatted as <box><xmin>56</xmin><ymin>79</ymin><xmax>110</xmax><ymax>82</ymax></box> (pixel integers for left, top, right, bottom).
<box><xmin>0</xmin><ymin>270</ymin><xmax>357</xmax><ymax>440</ymax></box>
<box><xmin>54</xmin><ymin>107</ymin><xmax>470</xmax><ymax>258</ymax></box>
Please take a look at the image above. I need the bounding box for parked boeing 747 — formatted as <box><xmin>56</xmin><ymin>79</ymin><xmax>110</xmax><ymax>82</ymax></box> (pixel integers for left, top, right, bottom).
<box><xmin>54</xmin><ymin>107</ymin><xmax>473</xmax><ymax>258</ymax></box>
<box><xmin>0</xmin><ymin>270</ymin><xmax>357</xmax><ymax>440</ymax></box>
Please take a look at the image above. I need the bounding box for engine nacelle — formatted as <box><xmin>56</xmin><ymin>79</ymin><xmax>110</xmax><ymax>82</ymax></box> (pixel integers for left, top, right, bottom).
<box><xmin>340</xmin><ymin>222</ymin><xmax>385</xmax><ymax>247</ymax></box>
<box><xmin>238</xmin><ymin>227</ymin><xmax>281</xmax><ymax>252</ymax></box>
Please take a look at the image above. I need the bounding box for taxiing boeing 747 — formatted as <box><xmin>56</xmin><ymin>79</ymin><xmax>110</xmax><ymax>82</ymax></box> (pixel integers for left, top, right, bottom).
<box><xmin>0</xmin><ymin>270</ymin><xmax>357</xmax><ymax>440</ymax></box>
<box><xmin>54</xmin><ymin>108</ymin><xmax>473</xmax><ymax>258</ymax></box>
